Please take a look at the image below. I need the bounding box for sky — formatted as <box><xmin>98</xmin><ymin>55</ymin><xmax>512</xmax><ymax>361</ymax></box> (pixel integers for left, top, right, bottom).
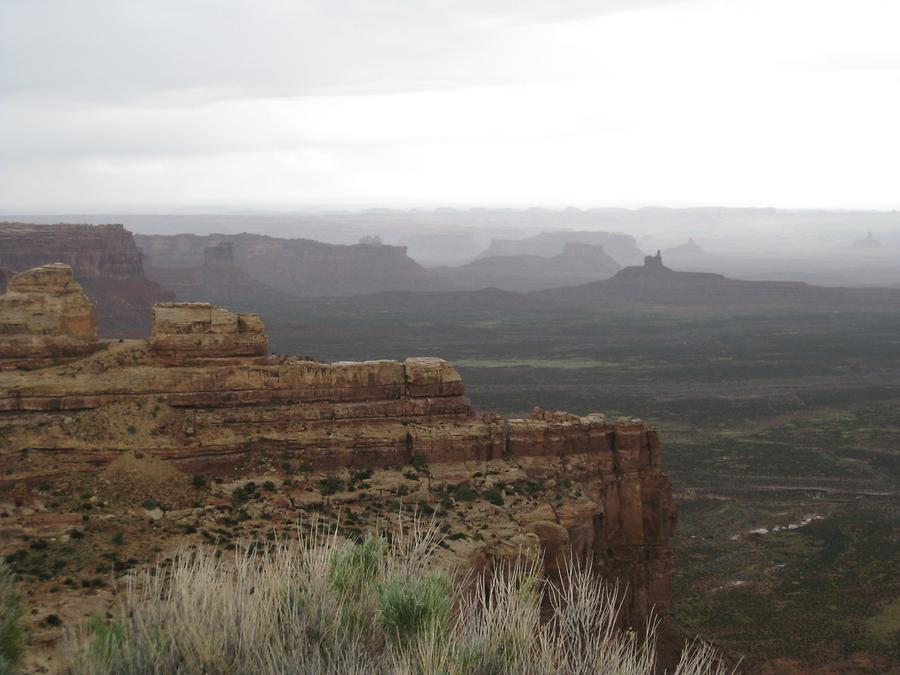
<box><xmin>1</xmin><ymin>0</ymin><xmax>899</xmax><ymax>212</ymax></box>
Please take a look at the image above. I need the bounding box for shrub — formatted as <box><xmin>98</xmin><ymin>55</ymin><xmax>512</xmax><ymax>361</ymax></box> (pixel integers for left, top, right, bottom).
<box><xmin>452</xmin><ymin>483</ymin><xmax>476</xmax><ymax>502</ymax></box>
<box><xmin>318</xmin><ymin>476</ymin><xmax>345</xmax><ymax>496</ymax></box>
<box><xmin>352</xmin><ymin>468</ymin><xmax>374</xmax><ymax>481</ymax></box>
<box><xmin>410</xmin><ymin>452</ymin><xmax>429</xmax><ymax>473</ymax></box>
<box><xmin>0</xmin><ymin>559</ymin><xmax>25</xmax><ymax>673</ymax></box>
<box><xmin>482</xmin><ymin>487</ymin><xmax>504</xmax><ymax>506</ymax></box>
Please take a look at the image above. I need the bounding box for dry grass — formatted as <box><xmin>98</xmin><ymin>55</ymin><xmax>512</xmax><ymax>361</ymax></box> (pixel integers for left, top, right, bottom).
<box><xmin>65</xmin><ymin>517</ymin><xmax>732</xmax><ymax>674</ymax></box>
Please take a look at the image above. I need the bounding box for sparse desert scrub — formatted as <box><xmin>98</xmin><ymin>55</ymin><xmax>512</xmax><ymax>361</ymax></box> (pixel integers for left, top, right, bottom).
<box><xmin>65</xmin><ymin>519</ymin><xmax>730</xmax><ymax>675</ymax></box>
<box><xmin>0</xmin><ymin>559</ymin><xmax>25</xmax><ymax>675</ymax></box>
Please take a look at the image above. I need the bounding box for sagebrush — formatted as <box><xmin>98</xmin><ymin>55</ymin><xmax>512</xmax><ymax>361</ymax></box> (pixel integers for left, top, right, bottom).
<box><xmin>66</xmin><ymin>519</ymin><xmax>731</xmax><ymax>674</ymax></box>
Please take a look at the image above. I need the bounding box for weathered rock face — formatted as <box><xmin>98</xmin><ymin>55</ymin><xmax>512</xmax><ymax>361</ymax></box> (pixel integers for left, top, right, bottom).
<box><xmin>0</xmin><ymin>223</ymin><xmax>174</xmax><ymax>337</ymax></box>
<box><xmin>0</xmin><ymin>264</ymin><xmax>102</xmax><ymax>368</ymax></box>
<box><xmin>0</xmin><ymin>267</ymin><xmax>675</xmax><ymax>623</ymax></box>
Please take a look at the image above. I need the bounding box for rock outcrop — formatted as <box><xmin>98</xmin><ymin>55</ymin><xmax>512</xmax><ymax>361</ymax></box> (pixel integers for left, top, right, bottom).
<box><xmin>0</xmin><ymin>264</ymin><xmax>103</xmax><ymax>368</ymax></box>
<box><xmin>0</xmin><ymin>266</ymin><xmax>675</xmax><ymax>623</ymax></box>
<box><xmin>149</xmin><ymin>302</ymin><xmax>267</xmax><ymax>362</ymax></box>
<box><xmin>0</xmin><ymin>223</ymin><xmax>173</xmax><ymax>337</ymax></box>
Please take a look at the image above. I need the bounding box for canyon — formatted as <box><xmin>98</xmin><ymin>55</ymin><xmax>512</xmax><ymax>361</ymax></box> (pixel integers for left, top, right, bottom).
<box><xmin>0</xmin><ymin>264</ymin><xmax>676</xmax><ymax>666</ymax></box>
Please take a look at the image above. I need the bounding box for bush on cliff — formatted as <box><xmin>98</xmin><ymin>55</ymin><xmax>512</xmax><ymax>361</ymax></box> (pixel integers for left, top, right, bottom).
<box><xmin>0</xmin><ymin>559</ymin><xmax>25</xmax><ymax>675</ymax></box>
<box><xmin>65</xmin><ymin>519</ymin><xmax>730</xmax><ymax>675</ymax></box>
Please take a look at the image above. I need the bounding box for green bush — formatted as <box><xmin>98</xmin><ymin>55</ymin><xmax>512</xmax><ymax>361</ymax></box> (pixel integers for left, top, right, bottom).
<box><xmin>452</xmin><ymin>483</ymin><xmax>476</xmax><ymax>502</ymax></box>
<box><xmin>0</xmin><ymin>559</ymin><xmax>25</xmax><ymax>674</ymax></box>
<box><xmin>318</xmin><ymin>476</ymin><xmax>345</xmax><ymax>496</ymax></box>
<box><xmin>482</xmin><ymin>488</ymin><xmax>504</xmax><ymax>506</ymax></box>
<box><xmin>376</xmin><ymin>570</ymin><xmax>453</xmax><ymax>644</ymax></box>
<box><xmin>410</xmin><ymin>452</ymin><xmax>429</xmax><ymax>473</ymax></box>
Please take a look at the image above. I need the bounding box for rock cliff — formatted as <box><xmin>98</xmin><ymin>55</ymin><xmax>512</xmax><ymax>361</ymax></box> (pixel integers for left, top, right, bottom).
<box><xmin>0</xmin><ymin>267</ymin><xmax>675</xmax><ymax>625</ymax></box>
<box><xmin>0</xmin><ymin>223</ymin><xmax>173</xmax><ymax>337</ymax></box>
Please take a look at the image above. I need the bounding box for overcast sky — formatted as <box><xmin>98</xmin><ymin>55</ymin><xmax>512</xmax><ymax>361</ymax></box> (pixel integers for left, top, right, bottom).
<box><xmin>1</xmin><ymin>0</ymin><xmax>899</xmax><ymax>212</ymax></box>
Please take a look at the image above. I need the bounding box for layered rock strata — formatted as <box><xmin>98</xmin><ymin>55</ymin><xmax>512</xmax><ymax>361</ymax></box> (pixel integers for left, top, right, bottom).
<box><xmin>0</xmin><ymin>264</ymin><xmax>103</xmax><ymax>368</ymax></box>
<box><xmin>0</xmin><ymin>268</ymin><xmax>675</xmax><ymax>622</ymax></box>
<box><xmin>149</xmin><ymin>302</ymin><xmax>267</xmax><ymax>362</ymax></box>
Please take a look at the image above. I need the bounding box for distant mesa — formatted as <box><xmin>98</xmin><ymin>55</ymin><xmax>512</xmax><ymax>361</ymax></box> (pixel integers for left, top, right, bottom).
<box><xmin>477</xmin><ymin>230</ymin><xmax>645</xmax><ymax>267</ymax></box>
<box><xmin>851</xmin><ymin>231</ymin><xmax>882</xmax><ymax>250</ymax></box>
<box><xmin>664</xmin><ymin>238</ymin><xmax>704</xmax><ymax>256</ymax></box>
<box><xmin>435</xmin><ymin>241</ymin><xmax>621</xmax><ymax>292</ymax></box>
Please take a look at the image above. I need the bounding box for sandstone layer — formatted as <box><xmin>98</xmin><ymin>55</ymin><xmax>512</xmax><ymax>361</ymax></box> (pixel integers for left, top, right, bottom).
<box><xmin>0</xmin><ymin>268</ymin><xmax>675</xmax><ymax>623</ymax></box>
<box><xmin>0</xmin><ymin>264</ymin><xmax>102</xmax><ymax>368</ymax></box>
